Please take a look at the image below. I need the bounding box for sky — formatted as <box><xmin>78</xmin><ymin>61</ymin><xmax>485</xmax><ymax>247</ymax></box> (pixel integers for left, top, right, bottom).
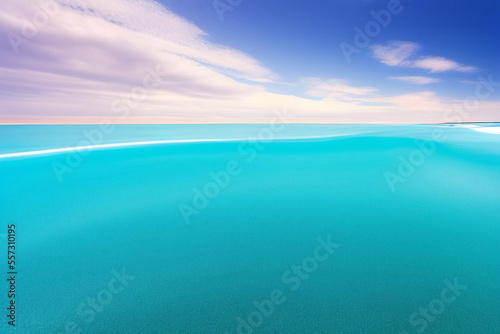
<box><xmin>1</xmin><ymin>0</ymin><xmax>499</xmax><ymax>124</ymax></box>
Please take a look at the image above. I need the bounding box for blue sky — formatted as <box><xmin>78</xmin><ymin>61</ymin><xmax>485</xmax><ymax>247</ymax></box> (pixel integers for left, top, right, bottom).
<box><xmin>161</xmin><ymin>0</ymin><xmax>499</xmax><ymax>98</ymax></box>
<box><xmin>1</xmin><ymin>0</ymin><xmax>499</xmax><ymax>123</ymax></box>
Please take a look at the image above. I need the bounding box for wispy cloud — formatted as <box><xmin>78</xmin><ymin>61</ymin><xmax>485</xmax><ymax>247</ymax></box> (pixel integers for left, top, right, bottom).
<box><xmin>460</xmin><ymin>80</ymin><xmax>482</xmax><ymax>85</ymax></box>
<box><xmin>390</xmin><ymin>76</ymin><xmax>441</xmax><ymax>85</ymax></box>
<box><xmin>304</xmin><ymin>78</ymin><xmax>377</xmax><ymax>100</ymax></box>
<box><xmin>371</xmin><ymin>41</ymin><xmax>478</xmax><ymax>73</ymax></box>
<box><xmin>413</xmin><ymin>57</ymin><xmax>476</xmax><ymax>73</ymax></box>
<box><xmin>55</xmin><ymin>0</ymin><xmax>275</xmax><ymax>82</ymax></box>
<box><xmin>371</xmin><ymin>41</ymin><xmax>419</xmax><ymax>67</ymax></box>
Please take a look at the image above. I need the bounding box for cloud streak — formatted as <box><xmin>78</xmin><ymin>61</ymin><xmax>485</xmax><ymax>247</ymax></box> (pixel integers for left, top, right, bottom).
<box><xmin>371</xmin><ymin>41</ymin><xmax>478</xmax><ymax>73</ymax></box>
<box><xmin>390</xmin><ymin>76</ymin><xmax>441</xmax><ymax>85</ymax></box>
<box><xmin>303</xmin><ymin>78</ymin><xmax>377</xmax><ymax>100</ymax></box>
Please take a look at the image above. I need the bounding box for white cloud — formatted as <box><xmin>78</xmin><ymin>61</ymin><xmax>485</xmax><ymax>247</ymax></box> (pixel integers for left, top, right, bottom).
<box><xmin>412</xmin><ymin>57</ymin><xmax>477</xmax><ymax>73</ymax></box>
<box><xmin>371</xmin><ymin>41</ymin><xmax>419</xmax><ymax>66</ymax></box>
<box><xmin>371</xmin><ymin>41</ymin><xmax>478</xmax><ymax>73</ymax></box>
<box><xmin>390</xmin><ymin>76</ymin><xmax>441</xmax><ymax>85</ymax></box>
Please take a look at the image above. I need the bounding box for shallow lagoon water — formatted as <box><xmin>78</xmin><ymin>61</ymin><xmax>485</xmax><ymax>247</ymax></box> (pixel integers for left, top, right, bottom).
<box><xmin>0</xmin><ymin>124</ymin><xmax>499</xmax><ymax>333</ymax></box>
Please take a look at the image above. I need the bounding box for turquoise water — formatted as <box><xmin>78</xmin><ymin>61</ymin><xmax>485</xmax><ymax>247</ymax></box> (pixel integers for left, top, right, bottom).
<box><xmin>0</xmin><ymin>124</ymin><xmax>499</xmax><ymax>333</ymax></box>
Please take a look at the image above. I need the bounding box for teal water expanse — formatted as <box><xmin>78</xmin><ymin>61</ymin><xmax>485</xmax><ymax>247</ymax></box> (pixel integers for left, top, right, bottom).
<box><xmin>0</xmin><ymin>124</ymin><xmax>499</xmax><ymax>333</ymax></box>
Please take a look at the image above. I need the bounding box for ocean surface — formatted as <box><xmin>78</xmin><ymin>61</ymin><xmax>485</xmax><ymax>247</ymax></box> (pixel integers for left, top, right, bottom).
<box><xmin>0</xmin><ymin>124</ymin><xmax>499</xmax><ymax>333</ymax></box>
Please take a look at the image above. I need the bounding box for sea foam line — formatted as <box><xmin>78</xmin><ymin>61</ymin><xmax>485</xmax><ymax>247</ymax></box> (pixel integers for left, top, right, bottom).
<box><xmin>0</xmin><ymin>134</ymin><xmax>359</xmax><ymax>159</ymax></box>
<box><xmin>0</xmin><ymin>139</ymin><xmax>234</xmax><ymax>159</ymax></box>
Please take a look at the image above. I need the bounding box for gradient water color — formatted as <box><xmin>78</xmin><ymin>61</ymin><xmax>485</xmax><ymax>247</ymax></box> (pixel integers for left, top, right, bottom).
<box><xmin>1</xmin><ymin>124</ymin><xmax>499</xmax><ymax>333</ymax></box>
